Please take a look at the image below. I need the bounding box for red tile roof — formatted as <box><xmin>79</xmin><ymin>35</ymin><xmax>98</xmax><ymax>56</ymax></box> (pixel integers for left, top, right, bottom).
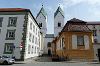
<box><xmin>62</xmin><ymin>18</ymin><xmax>91</xmax><ymax>32</ymax></box>
<box><xmin>0</xmin><ymin>8</ymin><xmax>29</xmax><ymax>12</ymax></box>
<box><xmin>0</xmin><ymin>8</ymin><xmax>40</xmax><ymax>29</ymax></box>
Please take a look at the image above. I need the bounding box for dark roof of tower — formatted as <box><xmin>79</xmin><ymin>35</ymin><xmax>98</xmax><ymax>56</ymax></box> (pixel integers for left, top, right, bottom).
<box><xmin>36</xmin><ymin>6</ymin><xmax>47</xmax><ymax>19</ymax></box>
<box><xmin>54</xmin><ymin>6</ymin><xmax>64</xmax><ymax>18</ymax></box>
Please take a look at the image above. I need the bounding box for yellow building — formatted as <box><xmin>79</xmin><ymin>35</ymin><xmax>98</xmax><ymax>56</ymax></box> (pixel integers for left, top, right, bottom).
<box><xmin>52</xmin><ymin>18</ymin><xmax>94</xmax><ymax>61</ymax></box>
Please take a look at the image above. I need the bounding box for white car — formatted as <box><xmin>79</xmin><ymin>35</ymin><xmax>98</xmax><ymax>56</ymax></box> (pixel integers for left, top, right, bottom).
<box><xmin>0</xmin><ymin>56</ymin><xmax>15</xmax><ymax>65</ymax></box>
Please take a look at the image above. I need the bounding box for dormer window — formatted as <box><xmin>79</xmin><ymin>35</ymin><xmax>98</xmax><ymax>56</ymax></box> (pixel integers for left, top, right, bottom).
<box><xmin>58</xmin><ymin>22</ymin><xmax>61</xmax><ymax>27</ymax></box>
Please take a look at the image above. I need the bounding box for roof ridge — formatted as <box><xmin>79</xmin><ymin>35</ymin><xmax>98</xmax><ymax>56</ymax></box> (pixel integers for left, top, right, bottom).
<box><xmin>36</xmin><ymin>6</ymin><xmax>47</xmax><ymax>19</ymax></box>
<box><xmin>54</xmin><ymin>6</ymin><xmax>64</xmax><ymax>18</ymax></box>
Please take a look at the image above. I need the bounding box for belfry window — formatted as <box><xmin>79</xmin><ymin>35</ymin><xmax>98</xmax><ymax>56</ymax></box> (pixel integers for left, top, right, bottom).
<box><xmin>58</xmin><ymin>22</ymin><xmax>61</xmax><ymax>27</ymax></box>
<box><xmin>39</xmin><ymin>23</ymin><xmax>42</xmax><ymax>27</ymax></box>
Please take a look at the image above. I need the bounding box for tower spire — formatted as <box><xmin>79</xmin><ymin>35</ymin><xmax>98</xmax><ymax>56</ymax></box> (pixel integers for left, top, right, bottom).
<box><xmin>42</xmin><ymin>3</ymin><xmax>43</xmax><ymax>7</ymax></box>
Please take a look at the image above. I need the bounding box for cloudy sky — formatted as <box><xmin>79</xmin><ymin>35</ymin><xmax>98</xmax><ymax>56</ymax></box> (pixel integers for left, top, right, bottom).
<box><xmin>0</xmin><ymin>0</ymin><xmax>100</xmax><ymax>34</ymax></box>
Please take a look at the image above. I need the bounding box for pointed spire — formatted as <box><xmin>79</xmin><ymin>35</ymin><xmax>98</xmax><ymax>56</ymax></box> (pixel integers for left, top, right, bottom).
<box><xmin>36</xmin><ymin>4</ymin><xmax>47</xmax><ymax>19</ymax></box>
<box><xmin>54</xmin><ymin>5</ymin><xmax>64</xmax><ymax>18</ymax></box>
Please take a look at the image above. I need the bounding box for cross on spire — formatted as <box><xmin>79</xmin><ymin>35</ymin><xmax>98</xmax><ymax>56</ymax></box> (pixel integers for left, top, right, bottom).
<box><xmin>42</xmin><ymin>3</ymin><xmax>43</xmax><ymax>7</ymax></box>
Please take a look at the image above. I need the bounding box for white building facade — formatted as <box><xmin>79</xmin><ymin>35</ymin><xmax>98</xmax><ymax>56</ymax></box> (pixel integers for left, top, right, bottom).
<box><xmin>87</xmin><ymin>22</ymin><xmax>100</xmax><ymax>60</ymax></box>
<box><xmin>54</xmin><ymin>6</ymin><xmax>64</xmax><ymax>37</ymax></box>
<box><xmin>44</xmin><ymin>34</ymin><xmax>54</xmax><ymax>55</ymax></box>
<box><xmin>36</xmin><ymin>6</ymin><xmax>64</xmax><ymax>55</ymax></box>
<box><xmin>0</xmin><ymin>8</ymin><xmax>43</xmax><ymax>61</ymax></box>
<box><xmin>36</xmin><ymin>6</ymin><xmax>47</xmax><ymax>36</ymax></box>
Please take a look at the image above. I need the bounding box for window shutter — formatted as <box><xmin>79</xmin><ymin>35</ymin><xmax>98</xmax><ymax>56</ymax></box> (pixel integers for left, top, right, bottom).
<box><xmin>72</xmin><ymin>35</ymin><xmax>77</xmax><ymax>49</ymax></box>
<box><xmin>84</xmin><ymin>35</ymin><xmax>89</xmax><ymax>49</ymax></box>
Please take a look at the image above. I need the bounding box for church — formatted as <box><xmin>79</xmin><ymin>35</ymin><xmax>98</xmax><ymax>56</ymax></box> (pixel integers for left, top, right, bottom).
<box><xmin>36</xmin><ymin>5</ymin><xmax>64</xmax><ymax>55</ymax></box>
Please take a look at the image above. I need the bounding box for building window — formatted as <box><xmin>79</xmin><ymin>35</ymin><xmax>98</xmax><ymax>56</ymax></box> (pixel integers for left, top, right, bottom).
<box><xmin>37</xmin><ymin>47</ymin><xmax>39</xmax><ymax>53</ymax></box>
<box><xmin>77</xmin><ymin>36</ymin><xmax>84</xmax><ymax>46</ymax></box>
<box><xmin>8</xmin><ymin>17</ymin><xmax>17</xmax><ymax>27</ymax></box>
<box><xmin>94</xmin><ymin>39</ymin><xmax>98</xmax><ymax>43</ymax></box>
<box><xmin>35</xmin><ymin>46</ymin><xmax>36</xmax><ymax>53</ymax></box>
<box><xmin>29</xmin><ymin>33</ymin><xmax>32</xmax><ymax>42</ymax></box>
<box><xmin>4</xmin><ymin>43</ymin><xmax>14</xmax><ymax>54</ymax></box>
<box><xmin>39</xmin><ymin>23</ymin><xmax>42</xmax><ymax>27</ymax></box>
<box><xmin>6</xmin><ymin>29</ymin><xmax>16</xmax><ymax>40</ymax></box>
<box><xmin>28</xmin><ymin>45</ymin><xmax>31</xmax><ymax>54</ymax></box>
<box><xmin>31</xmin><ymin>46</ymin><xmax>34</xmax><ymax>54</ymax></box>
<box><xmin>30</xmin><ymin>22</ymin><xmax>32</xmax><ymax>30</ymax></box>
<box><xmin>36</xmin><ymin>28</ymin><xmax>37</xmax><ymax>35</ymax></box>
<box><xmin>0</xmin><ymin>17</ymin><xmax>3</xmax><ymax>27</ymax></box>
<box><xmin>38</xmin><ymin>31</ymin><xmax>40</xmax><ymax>37</ymax></box>
<box><xmin>62</xmin><ymin>38</ymin><xmax>65</xmax><ymax>49</ymax></box>
<box><xmin>32</xmin><ymin>35</ymin><xmax>34</xmax><ymax>43</ymax></box>
<box><xmin>58</xmin><ymin>22</ymin><xmax>61</xmax><ymax>27</ymax></box>
<box><xmin>93</xmin><ymin>30</ymin><xmax>97</xmax><ymax>36</ymax></box>
<box><xmin>33</xmin><ymin>25</ymin><xmax>35</xmax><ymax>32</ymax></box>
<box><xmin>35</xmin><ymin>37</ymin><xmax>37</xmax><ymax>44</ymax></box>
<box><xmin>47</xmin><ymin>42</ymin><xmax>51</xmax><ymax>47</ymax></box>
<box><xmin>60</xmin><ymin>39</ymin><xmax>62</xmax><ymax>48</ymax></box>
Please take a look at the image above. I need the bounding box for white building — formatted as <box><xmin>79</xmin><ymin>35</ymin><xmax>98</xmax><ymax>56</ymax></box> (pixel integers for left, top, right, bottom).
<box><xmin>87</xmin><ymin>22</ymin><xmax>100</xmax><ymax>60</ymax></box>
<box><xmin>36</xmin><ymin>6</ymin><xmax>64</xmax><ymax>55</ymax></box>
<box><xmin>36</xmin><ymin>5</ymin><xmax>47</xmax><ymax>36</ymax></box>
<box><xmin>0</xmin><ymin>8</ymin><xmax>43</xmax><ymax>61</ymax></box>
<box><xmin>44</xmin><ymin>34</ymin><xmax>54</xmax><ymax>55</ymax></box>
<box><xmin>54</xmin><ymin>6</ymin><xmax>64</xmax><ymax>37</ymax></box>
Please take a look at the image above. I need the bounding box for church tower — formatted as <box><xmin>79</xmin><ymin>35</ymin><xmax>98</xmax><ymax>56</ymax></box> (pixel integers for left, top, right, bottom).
<box><xmin>54</xmin><ymin>6</ymin><xmax>64</xmax><ymax>37</ymax></box>
<box><xmin>36</xmin><ymin>5</ymin><xmax>47</xmax><ymax>36</ymax></box>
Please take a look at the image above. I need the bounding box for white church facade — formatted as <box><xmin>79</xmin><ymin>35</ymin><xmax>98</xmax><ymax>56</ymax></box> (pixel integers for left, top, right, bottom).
<box><xmin>36</xmin><ymin>6</ymin><xmax>64</xmax><ymax>55</ymax></box>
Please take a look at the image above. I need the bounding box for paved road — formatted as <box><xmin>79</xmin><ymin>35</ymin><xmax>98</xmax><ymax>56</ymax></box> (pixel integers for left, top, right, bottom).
<box><xmin>1</xmin><ymin>56</ymin><xmax>100</xmax><ymax>66</ymax></box>
<box><xmin>2</xmin><ymin>62</ymin><xmax>100</xmax><ymax>66</ymax></box>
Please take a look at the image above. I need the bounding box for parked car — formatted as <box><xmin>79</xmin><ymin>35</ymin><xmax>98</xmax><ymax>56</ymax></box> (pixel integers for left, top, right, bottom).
<box><xmin>0</xmin><ymin>56</ymin><xmax>15</xmax><ymax>65</ymax></box>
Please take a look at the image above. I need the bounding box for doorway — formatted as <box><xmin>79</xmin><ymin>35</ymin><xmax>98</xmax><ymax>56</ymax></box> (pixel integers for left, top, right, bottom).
<box><xmin>98</xmin><ymin>48</ymin><xmax>100</xmax><ymax>61</ymax></box>
<box><xmin>48</xmin><ymin>49</ymin><xmax>51</xmax><ymax>56</ymax></box>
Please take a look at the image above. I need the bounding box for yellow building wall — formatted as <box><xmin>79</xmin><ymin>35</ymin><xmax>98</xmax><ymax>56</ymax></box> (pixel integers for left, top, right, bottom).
<box><xmin>56</xmin><ymin>32</ymin><xmax>94</xmax><ymax>60</ymax></box>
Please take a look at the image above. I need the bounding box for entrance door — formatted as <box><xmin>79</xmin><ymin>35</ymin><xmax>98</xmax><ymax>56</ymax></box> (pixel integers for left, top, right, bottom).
<box><xmin>48</xmin><ymin>49</ymin><xmax>51</xmax><ymax>56</ymax></box>
<box><xmin>98</xmin><ymin>48</ymin><xmax>100</xmax><ymax>61</ymax></box>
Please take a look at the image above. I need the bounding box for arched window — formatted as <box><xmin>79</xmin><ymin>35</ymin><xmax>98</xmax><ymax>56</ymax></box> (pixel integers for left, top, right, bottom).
<box><xmin>47</xmin><ymin>42</ymin><xmax>51</xmax><ymax>47</ymax></box>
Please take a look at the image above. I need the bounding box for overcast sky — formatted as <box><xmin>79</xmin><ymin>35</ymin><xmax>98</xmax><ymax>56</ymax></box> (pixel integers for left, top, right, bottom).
<box><xmin>0</xmin><ymin>0</ymin><xmax>100</xmax><ymax>34</ymax></box>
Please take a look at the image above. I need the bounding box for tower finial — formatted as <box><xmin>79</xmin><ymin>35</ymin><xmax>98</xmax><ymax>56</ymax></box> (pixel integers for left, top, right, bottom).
<box><xmin>59</xmin><ymin>3</ymin><xmax>60</xmax><ymax>6</ymax></box>
<box><xmin>42</xmin><ymin>3</ymin><xmax>43</xmax><ymax>7</ymax></box>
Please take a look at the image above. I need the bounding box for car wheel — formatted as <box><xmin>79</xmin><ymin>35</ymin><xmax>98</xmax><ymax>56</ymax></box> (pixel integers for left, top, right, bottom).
<box><xmin>3</xmin><ymin>61</ymin><xmax>8</xmax><ymax>65</ymax></box>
